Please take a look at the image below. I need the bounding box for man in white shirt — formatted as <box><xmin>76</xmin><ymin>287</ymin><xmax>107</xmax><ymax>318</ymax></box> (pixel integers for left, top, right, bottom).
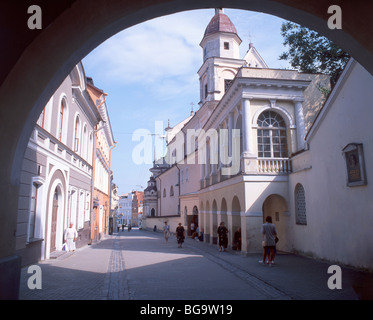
<box><xmin>64</xmin><ymin>223</ymin><xmax>78</xmax><ymax>252</ymax></box>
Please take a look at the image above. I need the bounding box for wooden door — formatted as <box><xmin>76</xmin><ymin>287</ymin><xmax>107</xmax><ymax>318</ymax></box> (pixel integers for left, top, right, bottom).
<box><xmin>50</xmin><ymin>189</ymin><xmax>58</xmax><ymax>252</ymax></box>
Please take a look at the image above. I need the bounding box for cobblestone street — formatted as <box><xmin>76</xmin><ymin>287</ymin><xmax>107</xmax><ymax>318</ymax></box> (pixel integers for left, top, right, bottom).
<box><xmin>19</xmin><ymin>228</ymin><xmax>373</xmax><ymax>301</ymax></box>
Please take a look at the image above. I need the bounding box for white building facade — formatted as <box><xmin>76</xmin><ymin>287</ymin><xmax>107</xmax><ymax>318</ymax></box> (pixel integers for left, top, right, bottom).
<box><xmin>141</xmin><ymin>9</ymin><xmax>373</xmax><ymax>271</ymax></box>
<box><xmin>118</xmin><ymin>193</ymin><xmax>133</xmax><ymax>225</ymax></box>
<box><xmin>16</xmin><ymin>63</ymin><xmax>101</xmax><ymax>265</ymax></box>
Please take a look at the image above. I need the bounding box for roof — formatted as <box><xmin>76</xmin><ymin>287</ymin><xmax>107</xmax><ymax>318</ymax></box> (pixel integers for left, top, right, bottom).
<box><xmin>204</xmin><ymin>9</ymin><xmax>238</xmax><ymax>37</ymax></box>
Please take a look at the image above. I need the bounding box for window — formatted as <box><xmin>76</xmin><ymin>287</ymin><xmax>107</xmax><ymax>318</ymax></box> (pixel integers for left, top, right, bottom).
<box><xmin>295</xmin><ymin>183</ymin><xmax>307</xmax><ymax>225</ymax></box>
<box><xmin>82</xmin><ymin>124</ymin><xmax>88</xmax><ymax>159</ymax></box>
<box><xmin>257</xmin><ymin>111</ymin><xmax>288</xmax><ymax>158</ymax></box>
<box><xmin>74</xmin><ymin>116</ymin><xmax>81</xmax><ymax>153</ymax></box>
<box><xmin>28</xmin><ymin>182</ymin><xmax>40</xmax><ymax>240</ymax></box>
<box><xmin>57</xmin><ymin>100</ymin><xmax>66</xmax><ymax>141</ymax></box>
<box><xmin>170</xmin><ymin>186</ymin><xmax>174</xmax><ymax>196</ymax></box>
<box><xmin>204</xmin><ymin>84</ymin><xmax>208</xmax><ymax>99</ymax></box>
<box><xmin>224</xmin><ymin>42</ymin><xmax>229</xmax><ymax>50</ymax></box>
<box><xmin>163</xmin><ymin>188</ymin><xmax>166</xmax><ymax>197</ymax></box>
<box><xmin>37</xmin><ymin>108</ymin><xmax>46</xmax><ymax>128</ymax></box>
<box><xmin>224</xmin><ymin>79</ymin><xmax>233</xmax><ymax>92</ymax></box>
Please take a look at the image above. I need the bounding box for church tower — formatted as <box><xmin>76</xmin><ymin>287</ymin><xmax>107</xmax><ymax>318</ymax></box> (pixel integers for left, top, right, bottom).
<box><xmin>198</xmin><ymin>9</ymin><xmax>244</xmax><ymax>118</ymax></box>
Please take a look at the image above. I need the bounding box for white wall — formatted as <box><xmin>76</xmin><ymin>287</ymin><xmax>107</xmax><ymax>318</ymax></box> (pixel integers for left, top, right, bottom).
<box><xmin>290</xmin><ymin>60</ymin><xmax>373</xmax><ymax>270</ymax></box>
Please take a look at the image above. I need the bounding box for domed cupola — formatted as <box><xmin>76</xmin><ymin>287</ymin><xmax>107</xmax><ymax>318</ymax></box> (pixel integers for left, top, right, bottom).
<box><xmin>204</xmin><ymin>8</ymin><xmax>238</xmax><ymax>38</ymax></box>
<box><xmin>200</xmin><ymin>8</ymin><xmax>242</xmax><ymax>61</ymax></box>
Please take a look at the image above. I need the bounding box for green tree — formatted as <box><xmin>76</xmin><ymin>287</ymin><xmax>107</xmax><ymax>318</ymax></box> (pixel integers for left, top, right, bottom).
<box><xmin>279</xmin><ymin>22</ymin><xmax>350</xmax><ymax>86</ymax></box>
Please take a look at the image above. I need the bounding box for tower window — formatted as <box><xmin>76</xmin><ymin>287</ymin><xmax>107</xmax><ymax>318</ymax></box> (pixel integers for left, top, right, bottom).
<box><xmin>224</xmin><ymin>42</ymin><xmax>230</xmax><ymax>50</ymax></box>
<box><xmin>224</xmin><ymin>79</ymin><xmax>233</xmax><ymax>92</ymax></box>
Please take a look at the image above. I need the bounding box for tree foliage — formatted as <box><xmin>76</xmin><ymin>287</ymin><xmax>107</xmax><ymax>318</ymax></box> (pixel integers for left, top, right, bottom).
<box><xmin>279</xmin><ymin>22</ymin><xmax>350</xmax><ymax>86</ymax></box>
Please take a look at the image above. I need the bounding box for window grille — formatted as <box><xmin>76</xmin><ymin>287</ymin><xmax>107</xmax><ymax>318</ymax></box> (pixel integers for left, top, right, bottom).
<box><xmin>295</xmin><ymin>183</ymin><xmax>307</xmax><ymax>225</ymax></box>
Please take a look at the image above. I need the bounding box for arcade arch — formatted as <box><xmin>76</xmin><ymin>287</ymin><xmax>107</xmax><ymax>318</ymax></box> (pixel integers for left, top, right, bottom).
<box><xmin>262</xmin><ymin>194</ymin><xmax>290</xmax><ymax>251</ymax></box>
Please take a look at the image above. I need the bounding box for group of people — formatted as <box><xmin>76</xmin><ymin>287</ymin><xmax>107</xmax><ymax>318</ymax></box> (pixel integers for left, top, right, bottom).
<box><xmin>117</xmin><ymin>222</ymin><xmax>132</xmax><ymax>232</ymax></box>
<box><xmin>161</xmin><ymin>216</ymin><xmax>278</xmax><ymax>267</ymax></box>
<box><xmin>217</xmin><ymin>222</ymin><xmax>242</xmax><ymax>252</ymax></box>
<box><xmin>64</xmin><ymin>217</ymin><xmax>278</xmax><ymax>266</ymax></box>
<box><xmin>160</xmin><ymin>220</ymin><xmax>243</xmax><ymax>252</ymax></box>
<box><xmin>162</xmin><ymin>221</ymin><xmax>186</xmax><ymax>248</ymax></box>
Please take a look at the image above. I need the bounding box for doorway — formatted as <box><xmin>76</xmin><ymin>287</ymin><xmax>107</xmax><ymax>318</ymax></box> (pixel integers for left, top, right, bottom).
<box><xmin>50</xmin><ymin>188</ymin><xmax>59</xmax><ymax>252</ymax></box>
<box><xmin>262</xmin><ymin>194</ymin><xmax>289</xmax><ymax>251</ymax></box>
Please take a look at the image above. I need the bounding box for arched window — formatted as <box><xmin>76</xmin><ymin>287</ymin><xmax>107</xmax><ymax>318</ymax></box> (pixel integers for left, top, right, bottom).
<box><xmin>163</xmin><ymin>188</ymin><xmax>166</xmax><ymax>197</ymax></box>
<box><xmin>37</xmin><ymin>107</ymin><xmax>46</xmax><ymax>128</ymax></box>
<box><xmin>88</xmin><ymin>131</ymin><xmax>93</xmax><ymax>164</ymax></box>
<box><xmin>257</xmin><ymin>111</ymin><xmax>288</xmax><ymax>158</ymax></box>
<box><xmin>82</xmin><ymin>124</ymin><xmax>88</xmax><ymax>159</ymax></box>
<box><xmin>170</xmin><ymin>185</ymin><xmax>174</xmax><ymax>196</ymax></box>
<box><xmin>295</xmin><ymin>183</ymin><xmax>307</xmax><ymax>225</ymax></box>
<box><xmin>57</xmin><ymin>99</ymin><xmax>67</xmax><ymax>142</ymax></box>
<box><xmin>151</xmin><ymin>208</ymin><xmax>155</xmax><ymax>217</ymax></box>
<box><xmin>74</xmin><ymin>115</ymin><xmax>81</xmax><ymax>153</ymax></box>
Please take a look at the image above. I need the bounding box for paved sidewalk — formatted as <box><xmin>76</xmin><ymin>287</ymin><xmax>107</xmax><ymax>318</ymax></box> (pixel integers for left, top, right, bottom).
<box><xmin>181</xmin><ymin>233</ymin><xmax>373</xmax><ymax>300</ymax></box>
<box><xmin>18</xmin><ymin>228</ymin><xmax>373</xmax><ymax>300</ymax></box>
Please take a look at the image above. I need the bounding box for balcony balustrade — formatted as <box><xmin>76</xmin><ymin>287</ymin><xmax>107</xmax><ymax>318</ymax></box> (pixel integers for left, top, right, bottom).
<box><xmin>257</xmin><ymin>158</ymin><xmax>292</xmax><ymax>174</ymax></box>
<box><xmin>199</xmin><ymin>157</ymin><xmax>292</xmax><ymax>189</ymax></box>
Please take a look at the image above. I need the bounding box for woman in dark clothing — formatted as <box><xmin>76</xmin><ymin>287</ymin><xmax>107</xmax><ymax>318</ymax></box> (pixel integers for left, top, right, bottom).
<box><xmin>176</xmin><ymin>223</ymin><xmax>185</xmax><ymax>248</ymax></box>
<box><xmin>233</xmin><ymin>227</ymin><xmax>241</xmax><ymax>251</ymax></box>
<box><xmin>217</xmin><ymin>222</ymin><xmax>228</xmax><ymax>252</ymax></box>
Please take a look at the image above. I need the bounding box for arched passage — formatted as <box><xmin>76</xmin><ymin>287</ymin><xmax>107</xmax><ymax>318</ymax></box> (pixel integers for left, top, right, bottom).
<box><xmin>2</xmin><ymin>0</ymin><xmax>373</xmax><ymax>299</ymax></box>
<box><xmin>199</xmin><ymin>201</ymin><xmax>205</xmax><ymax>239</ymax></box>
<box><xmin>262</xmin><ymin>194</ymin><xmax>290</xmax><ymax>252</ymax></box>
<box><xmin>205</xmin><ymin>201</ymin><xmax>210</xmax><ymax>243</ymax></box>
<box><xmin>220</xmin><ymin>198</ymin><xmax>228</xmax><ymax>226</ymax></box>
<box><xmin>212</xmin><ymin>199</ymin><xmax>218</xmax><ymax>244</ymax></box>
<box><xmin>231</xmin><ymin>196</ymin><xmax>241</xmax><ymax>249</ymax></box>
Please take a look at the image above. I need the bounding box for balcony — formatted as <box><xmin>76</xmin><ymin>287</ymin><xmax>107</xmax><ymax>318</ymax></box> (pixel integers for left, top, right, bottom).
<box><xmin>257</xmin><ymin>158</ymin><xmax>292</xmax><ymax>174</ymax></box>
<box><xmin>199</xmin><ymin>157</ymin><xmax>292</xmax><ymax>189</ymax></box>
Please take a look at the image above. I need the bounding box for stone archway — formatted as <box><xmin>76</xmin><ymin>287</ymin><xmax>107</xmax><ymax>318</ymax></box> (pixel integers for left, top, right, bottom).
<box><xmin>231</xmin><ymin>196</ymin><xmax>242</xmax><ymax>247</ymax></box>
<box><xmin>2</xmin><ymin>0</ymin><xmax>373</xmax><ymax>299</ymax></box>
<box><xmin>262</xmin><ymin>194</ymin><xmax>290</xmax><ymax>252</ymax></box>
<box><xmin>212</xmin><ymin>199</ymin><xmax>218</xmax><ymax>245</ymax></box>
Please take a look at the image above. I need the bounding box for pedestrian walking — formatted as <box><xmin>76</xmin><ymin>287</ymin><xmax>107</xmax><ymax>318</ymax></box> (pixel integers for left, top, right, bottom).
<box><xmin>176</xmin><ymin>223</ymin><xmax>185</xmax><ymax>248</ymax></box>
<box><xmin>233</xmin><ymin>227</ymin><xmax>241</xmax><ymax>251</ymax></box>
<box><xmin>260</xmin><ymin>216</ymin><xmax>278</xmax><ymax>267</ymax></box>
<box><xmin>64</xmin><ymin>223</ymin><xmax>78</xmax><ymax>252</ymax></box>
<box><xmin>217</xmin><ymin>222</ymin><xmax>228</xmax><ymax>252</ymax></box>
<box><xmin>128</xmin><ymin>224</ymin><xmax>132</xmax><ymax>232</ymax></box>
<box><xmin>163</xmin><ymin>221</ymin><xmax>170</xmax><ymax>243</ymax></box>
<box><xmin>191</xmin><ymin>225</ymin><xmax>199</xmax><ymax>239</ymax></box>
<box><xmin>122</xmin><ymin>223</ymin><xmax>125</xmax><ymax>232</ymax></box>
<box><xmin>190</xmin><ymin>221</ymin><xmax>195</xmax><ymax>236</ymax></box>
<box><xmin>117</xmin><ymin>222</ymin><xmax>121</xmax><ymax>232</ymax></box>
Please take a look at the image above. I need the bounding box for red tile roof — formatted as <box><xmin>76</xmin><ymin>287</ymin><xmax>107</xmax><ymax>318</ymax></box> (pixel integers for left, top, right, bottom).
<box><xmin>204</xmin><ymin>11</ymin><xmax>238</xmax><ymax>37</ymax></box>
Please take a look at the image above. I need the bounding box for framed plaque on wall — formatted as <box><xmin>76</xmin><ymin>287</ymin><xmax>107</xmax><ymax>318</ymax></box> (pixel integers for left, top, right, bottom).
<box><xmin>342</xmin><ymin>143</ymin><xmax>367</xmax><ymax>187</ymax></box>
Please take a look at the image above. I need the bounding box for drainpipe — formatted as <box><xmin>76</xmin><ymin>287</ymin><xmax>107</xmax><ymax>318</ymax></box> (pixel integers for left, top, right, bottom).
<box><xmin>175</xmin><ymin>163</ymin><xmax>181</xmax><ymax>216</ymax></box>
<box><xmin>108</xmin><ymin>141</ymin><xmax>117</xmax><ymax>234</ymax></box>
<box><xmin>156</xmin><ymin>176</ymin><xmax>162</xmax><ymax>217</ymax></box>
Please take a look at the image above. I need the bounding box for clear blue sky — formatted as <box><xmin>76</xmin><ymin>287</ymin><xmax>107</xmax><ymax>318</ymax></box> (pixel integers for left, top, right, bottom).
<box><xmin>82</xmin><ymin>8</ymin><xmax>291</xmax><ymax>195</ymax></box>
